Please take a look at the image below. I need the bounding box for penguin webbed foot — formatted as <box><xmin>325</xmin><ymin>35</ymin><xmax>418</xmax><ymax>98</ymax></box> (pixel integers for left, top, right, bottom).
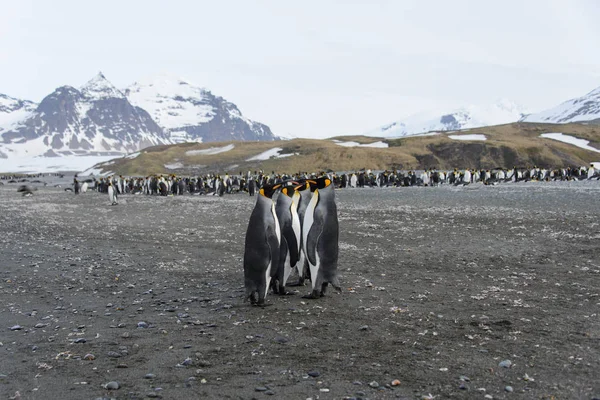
<box><xmin>302</xmin><ymin>290</ymin><xmax>321</xmax><ymax>299</ymax></box>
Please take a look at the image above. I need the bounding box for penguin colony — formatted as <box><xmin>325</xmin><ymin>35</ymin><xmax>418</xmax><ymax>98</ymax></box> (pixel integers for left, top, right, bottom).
<box><xmin>243</xmin><ymin>177</ymin><xmax>340</xmax><ymax>306</ymax></box>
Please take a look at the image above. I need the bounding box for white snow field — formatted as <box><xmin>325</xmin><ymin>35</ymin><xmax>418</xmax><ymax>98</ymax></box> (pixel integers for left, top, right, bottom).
<box><xmin>332</xmin><ymin>140</ymin><xmax>389</xmax><ymax>148</ymax></box>
<box><xmin>540</xmin><ymin>133</ymin><xmax>600</xmax><ymax>153</ymax></box>
<box><xmin>448</xmin><ymin>134</ymin><xmax>487</xmax><ymax>141</ymax></box>
<box><xmin>185</xmin><ymin>144</ymin><xmax>235</xmax><ymax>156</ymax></box>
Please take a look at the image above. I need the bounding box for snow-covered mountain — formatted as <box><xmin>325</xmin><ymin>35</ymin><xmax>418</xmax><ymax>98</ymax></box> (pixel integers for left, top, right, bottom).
<box><xmin>0</xmin><ymin>73</ymin><xmax>169</xmax><ymax>159</ymax></box>
<box><xmin>0</xmin><ymin>94</ymin><xmax>37</xmax><ymax>135</ymax></box>
<box><xmin>367</xmin><ymin>99</ymin><xmax>528</xmax><ymax>138</ymax></box>
<box><xmin>125</xmin><ymin>74</ymin><xmax>278</xmax><ymax>143</ymax></box>
<box><xmin>521</xmin><ymin>86</ymin><xmax>600</xmax><ymax>124</ymax></box>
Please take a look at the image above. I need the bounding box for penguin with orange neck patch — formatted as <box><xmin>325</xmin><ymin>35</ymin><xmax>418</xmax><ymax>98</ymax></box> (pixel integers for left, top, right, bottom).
<box><xmin>272</xmin><ymin>182</ymin><xmax>303</xmax><ymax>294</ymax></box>
<box><xmin>243</xmin><ymin>184</ymin><xmax>281</xmax><ymax>306</ymax></box>
<box><xmin>302</xmin><ymin>176</ymin><xmax>341</xmax><ymax>298</ymax></box>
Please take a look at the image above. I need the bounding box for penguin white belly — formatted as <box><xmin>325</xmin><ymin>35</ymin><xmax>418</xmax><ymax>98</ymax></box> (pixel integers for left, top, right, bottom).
<box><xmin>265</xmin><ymin>203</ymin><xmax>281</xmax><ymax>298</ymax></box>
<box><xmin>309</xmin><ymin>252</ymin><xmax>320</xmax><ymax>290</ymax></box>
<box><xmin>302</xmin><ymin>190</ymin><xmax>320</xmax><ymax>290</ymax></box>
<box><xmin>282</xmin><ymin>250</ymin><xmax>292</xmax><ymax>287</ymax></box>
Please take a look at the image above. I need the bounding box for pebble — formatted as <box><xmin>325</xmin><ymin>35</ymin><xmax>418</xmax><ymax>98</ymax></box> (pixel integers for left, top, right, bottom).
<box><xmin>265</xmin><ymin>390</ymin><xmax>275</xmax><ymax>395</ymax></box>
<box><xmin>484</xmin><ymin>395</ymin><xmax>493</xmax><ymax>399</ymax></box>
<box><xmin>147</xmin><ymin>393</ymin><xmax>161</xmax><ymax>398</ymax></box>
<box><xmin>197</xmin><ymin>360</ymin><xmax>211</xmax><ymax>367</ymax></box>
<box><xmin>353</xmin><ymin>381</ymin><xmax>362</xmax><ymax>385</ymax></box>
<box><xmin>307</xmin><ymin>371</ymin><xmax>320</xmax><ymax>377</ymax></box>
<box><xmin>107</xmin><ymin>351</ymin><xmax>121</xmax><ymax>358</ymax></box>
<box><xmin>144</xmin><ymin>374</ymin><xmax>156</xmax><ymax>379</ymax></box>
<box><xmin>121</xmin><ymin>332</ymin><xmax>131</xmax><ymax>338</ymax></box>
<box><xmin>359</xmin><ymin>325</ymin><xmax>369</xmax><ymax>331</ymax></box>
<box><xmin>74</xmin><ymin>338</ymin><xmax>87</xmax><ymax>343</ymax></box>
<box><xmin>34</xmin><ymin>323</ymin><xmax>47</xmax><ymax>329</ymax></box>
<box><xmin>10</xmin><ymin>325</ymin><xmax>23</xmax><ymax>331</ymax></box>
<box><xmin>459</xmin><ymin>383</ymin><xmax>468</xmax><ymax>390</ymax></box>
<box><xmin>319</xmin><ymin>388</ymin><xmax>330</xmax><ymax>392</ymax></box>
<box><xmin>498</xmin><ymin>360</ymin><xmax>512</xmax><ymax>368</ymax></box>
<box><xmin>104</xmin><ymin>381</ymin><xmax>120</xmax><ymax>390</ymax></box>
<box><xmin>84</xmin><ymin>354</ymin><xmax>95</xmax><ymax>360</ymax></box>
<box><xmin>0</xmin><ymin>374</ymin><xmax>7</xmax><ymax>380</ymax></box>
<box><xmin>391</xmin><ymin>379</ymin><xmax>401</xmax><ymax>386</ymax></box>
<box><xmin>137</xmin><ymin>321</ymin><xmax>149</xmax><ymax>328</ymax></box>
<box><xmin>255</xmin><ymin>386</ymin><xmax>268</xmax><ymax>392</ymax></box>
<box><xmin>505</xmin><ymin>386</ymin><xmax>513</xmax><ymax>393</ymax></box>
<box><xmin>459</xmin><ymin>375</ymin><xmax>470</xmax><ymax>382</ymax></box>
<box><xmin>369</xmin><ymin>381</ymin><xmax>379</xmax><ymax>388</ymax></box>
<box><xmin>273</xmin><ymin>336</ymin><xmax>288</xmax><ymax>344</ymax></box>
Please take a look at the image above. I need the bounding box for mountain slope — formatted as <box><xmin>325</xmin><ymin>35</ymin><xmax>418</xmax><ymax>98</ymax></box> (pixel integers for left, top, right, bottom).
<box><xmin>367</xmin><ymin>100</ymin><xmax>527</xmax><ymax>138</ymax></box>
<box><xmin>125</xmin><ymin>75</ymin><xmax>278</xmax><ymax>143</ymax></box>
<box><xmin>521</xmin><ymin>86</ymin><xmax>600</xmax><ymax>124</ymax></box>
<box><xmin>0</xmin><ymin>73</ymin><xmax>170</xmax><ymax>159</ymax></box>
<box><xmin>83</xmin><ymin>122</ymin><xmax>600</xmax><ymax>176</ymax></box>
<box><xmin>0</xmin><ymin>94</ymin><xmax>37</xmax><ymax>135</ymax></box>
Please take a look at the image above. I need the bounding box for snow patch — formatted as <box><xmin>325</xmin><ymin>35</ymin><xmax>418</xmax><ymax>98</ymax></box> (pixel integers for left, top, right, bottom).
<box><xmin>164</xmin><ymin>162</ymin><xmax>184</xmax><ymax>169</ymax></box>
<box><xmin>246</xmin><ymin>147</ymin><xmax>284</xmax><ymax>161</ymax></box>
<box><xmin>185</xmin><ymin>144</ymin><xmax>235</xmax><ymax>156</ymax></box>
<box><xmin>124</xmin><ymin>151</ymin><xmax>141</xmax><ymax>159</ymax></box>
<box><xmin>333</xmin><ymin>140</ymin><xmax>389</xmax><ymax>148</ymax></box>
<box><xmin>0</xmin><ymin>154</ymin><xmax>119</xmax><ymax>174</ymax></box>
<box><xmin>448</xmin><ymin>134</ymin><xmax>487</xmax><ymax>141</ymax></box>
<box><xmin>540</xmin><ymin>133</ymin><xmax>600</xmax><ymax>153</ymax></box>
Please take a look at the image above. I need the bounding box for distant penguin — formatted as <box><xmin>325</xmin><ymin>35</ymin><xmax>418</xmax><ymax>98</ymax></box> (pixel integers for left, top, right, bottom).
<box><xmin>74</xmin><ymin>177</ymin><xmax>80</xmax><ymax>194</ymax></box>
<box><xmin>81</xmin><ymin>182</ymin><xmax>88</xmax><ymax>193</ymax></box>
<box><xmin>158</xmin><ymin>181</ymin><xmax>168</xmax><ymax>196</ymax></box>
<box><xmin>273</xmin><ymin>184</ymin><xmax>302</xmax><ymax>294</ymax></box>
<box><xmin>350</xmin><ymin>173</ymin><xmax>357</xmax><ymax>188</ymax></box>
<box><xmin>17</xmin><ymin>185</ymin><xmax>37</xmax><ymax>197</ymax></box>
<box><xmin>108</xmin><ymin>182</ymin><xmax>118</xmax><ymax>205</ymax></box>
<box><xmin>302</xmin><ymin>177</ymin><xmax>341</xmax><ymax>298</ymax></box>
<box><xmin>243</xmin><ymin>184</ymin><xmax>281</xmax><ymax>306</ymax></box>
<box><xmin>248</xmin><ymin>179</ymin><xmax>256</xmax><ymax>196</ymax></box>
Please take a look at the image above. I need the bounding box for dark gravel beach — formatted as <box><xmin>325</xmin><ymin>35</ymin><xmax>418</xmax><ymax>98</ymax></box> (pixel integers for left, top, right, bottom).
<box><xmin>1</xmin><ymin>182</ymin><xmax>599</xmax><ymax>399</ymax></box>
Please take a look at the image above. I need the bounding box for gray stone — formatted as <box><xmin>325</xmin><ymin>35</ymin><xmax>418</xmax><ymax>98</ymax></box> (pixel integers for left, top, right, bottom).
<box><xmin>105</xmin><ymin>381</ymin><xmax>120</xmax><ymax>390</ymax></box>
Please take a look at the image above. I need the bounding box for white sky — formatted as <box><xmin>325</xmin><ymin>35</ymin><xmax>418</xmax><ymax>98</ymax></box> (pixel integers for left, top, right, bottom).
<box><xmin>1</xmin><ymin>0</ymin><xmax>600</xmax><ymax>138</ymax></box>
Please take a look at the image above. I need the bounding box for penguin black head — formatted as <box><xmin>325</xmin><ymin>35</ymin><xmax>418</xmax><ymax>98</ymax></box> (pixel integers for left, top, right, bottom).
<box><xmin>259</xmin><ymin>184</ymin><xmax>280</xmax><ymax>199</ymax></box>
<box><xmin>307</xmin><ymin>177</ymin><xmax>331</xmax><ymax>192</ymax></box>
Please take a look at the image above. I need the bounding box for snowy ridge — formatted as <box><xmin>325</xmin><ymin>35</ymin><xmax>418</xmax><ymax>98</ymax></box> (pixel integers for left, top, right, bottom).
<box><xmin>0</xmin><ymin>73</ymin><xmax>170</xmax><ymax>161</ymax></box>
<box><xmin>81</xmin><ymin>72</ymin><xmax>126</xmax><ymax>100</ymax></box>
<box><xmin>522</xmin><ymin>87</ymin><xmax>600</xmax><ymax>124</ymax></box>
<box><xmin>367</xmin><ymin>99</ymin><xmax>527</xmax><ymax>138</ymax></box>
<box><xmin>125</xmin><ymin>74</ymin><xmax>278</xmax><ymax>143</ymax></box>
<box><xmin>0</xmin><ymin>94</ymin><xmax>37</xmax><ymax>134</ymax></box>
<box><xmin>126</xmin><ymin>74</ymin><xmax>215</xmax><ymax>130</ymax></box>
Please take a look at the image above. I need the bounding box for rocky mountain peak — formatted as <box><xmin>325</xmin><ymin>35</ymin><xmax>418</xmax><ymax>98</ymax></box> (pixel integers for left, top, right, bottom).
<box><xmin>81</xmin><ymin>72</ymin><xmax>125</xmax><ymax>100</ymax></box>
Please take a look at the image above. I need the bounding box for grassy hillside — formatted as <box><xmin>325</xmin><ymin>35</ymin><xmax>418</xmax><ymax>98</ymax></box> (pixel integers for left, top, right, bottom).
<box><xmin>87</xmin><ymin>122</ymin><xmax>600</xmax><ymax>176</ymax></box>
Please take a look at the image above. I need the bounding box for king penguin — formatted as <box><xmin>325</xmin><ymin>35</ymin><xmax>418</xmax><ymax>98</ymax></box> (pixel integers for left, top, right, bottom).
<box><xmin>302</xmin><ymin>177</ymin><xmax>341</xmax><ymax>298</ymax></box>
<box><xmin>108</xmin><ymin>182</ymin><xmax>118</xmax><ymax>205</ymax></box>
<box><xmin>273</xmin><ymin>183</ymin><xmax>302</xmax><ymax>294</ymax></box>
<box><xmin>243</xmin><ymin>184</ymin><xmax>281</xmax><ymax>306</ymax></box>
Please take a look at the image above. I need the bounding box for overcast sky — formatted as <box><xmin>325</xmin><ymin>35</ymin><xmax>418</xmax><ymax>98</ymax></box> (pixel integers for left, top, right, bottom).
<box><xmin>1</xmin><ymin>0</ymin><xmax>600</xmax><ymax>138</ymax></box>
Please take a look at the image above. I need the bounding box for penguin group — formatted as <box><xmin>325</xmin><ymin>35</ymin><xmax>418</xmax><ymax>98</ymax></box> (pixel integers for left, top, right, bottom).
<box><xmin>243</xmin><ymin>176</ymin><xmax>340</xmax><ymax>306</ymax></box>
